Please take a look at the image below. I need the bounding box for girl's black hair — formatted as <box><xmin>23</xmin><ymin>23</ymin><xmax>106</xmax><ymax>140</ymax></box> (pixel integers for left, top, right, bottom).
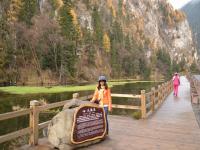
<box><xmin>97</xmin><ymin>80</ymin><xmax>108</xmax><ymax>90</ymax></box>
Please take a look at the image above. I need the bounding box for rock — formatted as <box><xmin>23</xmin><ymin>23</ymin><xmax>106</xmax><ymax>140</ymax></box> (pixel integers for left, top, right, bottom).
<box><xmin>47</xmin><ymin>99</ymin><xmax>107</xmax><ymax>150</ymax></box>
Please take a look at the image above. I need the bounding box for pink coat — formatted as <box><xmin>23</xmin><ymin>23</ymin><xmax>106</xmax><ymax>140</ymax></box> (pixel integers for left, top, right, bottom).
<box><xmin>173</xmin><ymin>75</ymin><xmax>180</xmax><ymax>86</ymax></box>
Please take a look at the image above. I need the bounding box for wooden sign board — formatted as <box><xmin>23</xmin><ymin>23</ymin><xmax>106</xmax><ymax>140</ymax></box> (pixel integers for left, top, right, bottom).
<box><xmin>71</xmin><ymin>104</ymin><xmax>107</xmax><ymax>144</ymax></box>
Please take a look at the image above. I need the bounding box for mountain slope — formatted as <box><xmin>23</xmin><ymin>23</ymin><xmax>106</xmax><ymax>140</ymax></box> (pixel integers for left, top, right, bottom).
<box><xmin>182</xmin><ymin>0</ymin><xmax>200</xmax><ymax>55</ymax></box>
<box><xmin>0</xmin><ymin>0</ymin><xmax>198</xmax><ymax>85</ymax></box>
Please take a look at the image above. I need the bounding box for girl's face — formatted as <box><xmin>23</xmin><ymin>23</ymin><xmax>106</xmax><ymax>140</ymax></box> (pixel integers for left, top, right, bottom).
<box><xmin>100</xmin><ymin>80</ymin><xmax>105</xmax><ymax>86</ymax></box>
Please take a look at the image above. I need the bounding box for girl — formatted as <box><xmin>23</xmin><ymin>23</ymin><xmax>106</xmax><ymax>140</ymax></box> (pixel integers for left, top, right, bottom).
<box><xmin>91</xmin><ymin>75</ymin><xmax>112</xmax><ymax>134</ymax></box>
<box><xmin>172</xmin><ymin>73</ymin><xmax>180</xmax><ymax>97</ymax></box>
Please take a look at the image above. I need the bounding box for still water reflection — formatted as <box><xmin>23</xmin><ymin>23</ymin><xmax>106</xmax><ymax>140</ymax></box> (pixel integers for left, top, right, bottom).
<box><xmin>0</xmin><ymin>81</ymin><xmax>159</xmax><ymax>149</ymax></box>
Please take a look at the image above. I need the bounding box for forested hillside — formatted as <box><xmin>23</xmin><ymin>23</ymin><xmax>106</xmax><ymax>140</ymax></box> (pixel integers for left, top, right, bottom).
<box><xmin>182</xmin><ymin>0</ymin><xmax>200</xmax><ymax>55</ymax></box>
<box><xmin>0</xmin><ymin>0</ymin><xmax>198</xmax><ymax>85</ymax></box>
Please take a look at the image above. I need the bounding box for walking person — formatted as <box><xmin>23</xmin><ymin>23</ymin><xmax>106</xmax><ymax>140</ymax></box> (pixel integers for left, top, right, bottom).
<box><xmin>90</xmin><ymin>75</ymin><xmax>112</xmax><ymax>134</ymax></box>
<box><xmin>172</xmin><ymin>73</ymin><xmax>180</xmax><ymax>97</ymax></box>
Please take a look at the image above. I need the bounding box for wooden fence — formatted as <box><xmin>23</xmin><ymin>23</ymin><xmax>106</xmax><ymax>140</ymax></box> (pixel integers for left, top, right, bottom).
<box><xmin>0</xmin><ymin>80</ymin><xmax>173</xmax><ymax>146</ymax></box>
<box><xmin>188</xmin><ymin>75</ymin><xmax>200</xmax><ymax>104</ymax></box>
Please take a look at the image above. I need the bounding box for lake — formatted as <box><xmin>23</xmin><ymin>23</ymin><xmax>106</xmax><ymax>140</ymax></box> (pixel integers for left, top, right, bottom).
<box><xmin>0</xmin><ymin>81</ymin><xmax>160</xmax><ymax>149</ymax></box>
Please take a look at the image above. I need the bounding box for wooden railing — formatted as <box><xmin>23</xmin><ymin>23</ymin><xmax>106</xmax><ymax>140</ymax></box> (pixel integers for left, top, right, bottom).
<box><xmin>188</xmin><ymin>75</ymin><xmax>200</xmax><ymax>104</ymax></box>
<box><xmin>0</xmin><ymin>80</ymin><xmax>173</xmax><ymax>146</ymax></box>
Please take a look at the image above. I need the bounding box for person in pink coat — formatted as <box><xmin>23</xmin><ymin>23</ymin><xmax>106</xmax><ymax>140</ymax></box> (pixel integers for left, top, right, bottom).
<box><xmin>172</xmin><ymin>73</ymin><xmax>180</xmax><ymax>97</ymax></box>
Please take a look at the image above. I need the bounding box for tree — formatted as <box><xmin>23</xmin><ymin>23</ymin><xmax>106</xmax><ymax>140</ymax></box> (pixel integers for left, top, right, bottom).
<box><xmin>190</xmin><ymin>62</ymin><xmax>199</xmax><ymax>73</ymax></box>
<box><xmin>111</xmin><ymin>21</ymin><xmax>123</xmax><ymax>44</ymax></box>
<box><xmin>103</xmin><ymin>32</ymin><xmax>111</xmax><ymax>53</ymax></box>
<box><xmin>18</xmin><ymin>0</ymin><xmax>37</xmax><ymax>25</ymax></box>
<box><xmin>58</xmin><ymin>0</ymin><xmax>78</xmax><ymax>80</ymax></box>
<box><xmin>59</xmin><ymin>1</ymin><xmax>76</xmax><ymax>40</ymax></box>
<box><xmin>125</xmin><ymin>35</ymin><xmax>131</xmax><ymax>50</ymax></box>
<box><xmin>139</xmin><ymin>58</ymin><xmax>151</xmax><ymax>79</ymax></box>
<box><xmin>7</xmin><ymin>0</ymin><xmax>22</xmax><ymax>23</ymax></box>
<box><xmin>92</xmin><ymin>6</ymin><xmax>103</xmax><ymax>45</ymax></box>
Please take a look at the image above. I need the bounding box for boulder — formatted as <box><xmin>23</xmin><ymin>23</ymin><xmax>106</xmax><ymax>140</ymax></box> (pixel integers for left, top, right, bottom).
<box><xmin>47</xmin><ymin>98</ymin><xmax>107</xmax><ymax>149</ymax></box>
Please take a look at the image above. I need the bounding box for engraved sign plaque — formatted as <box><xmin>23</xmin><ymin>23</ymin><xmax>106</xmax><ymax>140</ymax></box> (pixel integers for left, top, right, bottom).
<box><xmin>71</xmin><ymin>105</ymin><xmax>107</xmax><ymax>144</ymax></box>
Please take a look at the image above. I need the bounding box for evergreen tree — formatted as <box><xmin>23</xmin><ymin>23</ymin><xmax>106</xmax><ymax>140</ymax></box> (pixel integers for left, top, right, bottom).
<box><xmin>92</xmin><ymin>6</ymin><xmax>103</xmax><ymax>46</ymax></box>
<box><xmin>58</xmin><ymin>0</ymin><xmax>77</xmax><ymax>79</ymax></box>
<box><xmin>59</xmin><ymin>1</ymin><xmax>76</xmax><ymax>40</ymax></box>
<box><xmin>125</xmin><ymin>34</ymin><xmax>131</xmax><ymax>50</ymax></box>
<box><xmin>190</xmin><ymin>62</ymin><xmax>199</xmax><ymax>73</ymax></box>
<box><xmin>112</xmin><ymin>21</ymin><xmax>124</xmax><ymax>44</ymax></box>
<box><xmin>19</xmin><ymin>0</ymin><xmax>37</xmax><ymax>25</ymax></box>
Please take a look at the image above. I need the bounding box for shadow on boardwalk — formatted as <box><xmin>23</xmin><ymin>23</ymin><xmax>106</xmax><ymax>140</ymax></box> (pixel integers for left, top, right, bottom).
<box><xmin>21</xmin><ymin>76</ymin><xmax>200</xmax><ymax>150</ymax></box>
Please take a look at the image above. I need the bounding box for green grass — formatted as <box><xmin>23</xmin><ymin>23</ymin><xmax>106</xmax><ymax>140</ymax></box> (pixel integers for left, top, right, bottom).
<box><xmin>0</xmin><ymin>80</ymin><xmax>162</xmax><ymax>94</ymax></box>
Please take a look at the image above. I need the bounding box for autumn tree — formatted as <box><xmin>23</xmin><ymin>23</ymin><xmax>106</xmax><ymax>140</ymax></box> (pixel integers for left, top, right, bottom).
<box><xmin>103</xmin><ymin>32</ymin><xmax>111</xmax><ymax>53</ymax></box>
<box><xmin>7</xmin><ymin>0</ymin><xmax>22</xmax><ymax>22</ymax></box>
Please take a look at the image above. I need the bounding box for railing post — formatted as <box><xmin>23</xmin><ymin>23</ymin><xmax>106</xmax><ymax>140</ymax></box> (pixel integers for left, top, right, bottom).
<box><xmin>29</xmin><ymin>100</ymin><xmax>40</xmax><ymax>146</ymax></box>
<box><xmin>167</xmin><ymin>81</ymin><xmax>170</xmax><ymax>94</ymax></box>
<box><xmin>163</xmin><ymin>83</ymin><xmax>166</xmax><ymax>99</ymax></box>
<box><xmin>158</xmin><ymin>85</ymin><xmax>161</xmax><ymax>105</ymax></box>
<box><xmin>160</xmin><ymin>83</ymin><xmax>164</xmax><ymax>103</ymax></box>
<box><xmin>141</xmin><ymin>90</ymin><xmax>146</xmax><ymax>119</ymax></box>
<box><xmin>151</xmin><ymin>87</ymin><xmax>155</xmax><ymax>112</ymax></box>
<box><xmin>171</xmin><ymin>80</ymin><xmax>173</xmax><ymax>91</ymax></box>
<box><xmin>73</xmin><ymin>93</ymin><xmax>79</xmax><ymax>99</ymax></box>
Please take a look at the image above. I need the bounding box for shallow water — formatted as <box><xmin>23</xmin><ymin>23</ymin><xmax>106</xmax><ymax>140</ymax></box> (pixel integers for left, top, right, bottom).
<box><xmin>0</xmin><ymin>81</ymin><xmax>159</xmax><ymax>149</ymax></box>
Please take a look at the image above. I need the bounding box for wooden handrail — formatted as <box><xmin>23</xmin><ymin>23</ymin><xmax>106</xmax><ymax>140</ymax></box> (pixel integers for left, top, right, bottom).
<box><xmin>0</xmin><ymin>127</ymin><xmax>31</xmax><ymax>144</ymax></box>
<box><xmin>111</xmin><ymin>93</ymin><xmax>141</xmax><ymax>98</ymax></box>
<box><xmin>0</xmin><ymin>109</ymin><xmax>31</xmax><ymax>121</ymax></box>
<box><xmin>189</xmin><ymin>75</ymin><xmax>200</xmax><ymax>104</ymax></box>
<box><xmin>38</xmin><ymin>121</ymin><xmax>51</xmax><ymax>129</ymax></box>
<box><xmin>38</xmin><ymin>100</ymin><xmax>72</xmax><ymax>112</ymax></box>
<box><xmin>112</xmin><ymin>104</ymin><xmax>140</xmax><ymax>110</ymax></box>
<box><xmin>0</xmin><ymin>79</ymin><xmax>173</xmax><ymax>146</ymax></box>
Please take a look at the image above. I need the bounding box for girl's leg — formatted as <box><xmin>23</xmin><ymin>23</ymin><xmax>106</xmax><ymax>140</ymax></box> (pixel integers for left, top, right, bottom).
<box><xmin>175</xmin><ymin>85</ymin><xmax>178</xmax><ymax>96</ymax></box>
<box><xmin>173</xmin><ymin>84</ymin><xmax>176</xmax><ymax>95</ymax></box>
<box><xmin>176</xmin><ymin>85</ymin><xmax>179</xmax><ymax>96</ymax></box>
<box><xmin>103</xmin><ymin>106</ymin><xmax>109</xmax><ymax>134</ymax></box>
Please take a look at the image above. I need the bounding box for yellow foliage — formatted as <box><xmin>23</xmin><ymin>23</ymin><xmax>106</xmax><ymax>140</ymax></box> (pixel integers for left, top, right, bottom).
<box><xmin>122</xmin><ymin>0</ymin><xmax>126</xmax><ymax>16</ymax></box>
<box><xmin>103</xmin><ymin>33</ymin><xmax>111</xmax><ymax>53</ymax></box>
<box><xmin>107</xmin><ymin>0</ymin><xmax>112</xmax><ymax>8</ymax></box>
<box><xmin>7</xmin><ymin>0</ymin><xmax>22</xmax><ymax>22</ymax></box>
<box><xmin>174</xmin><ymin>10</ymin><xmax>186</xmax><ymax>22</ymax></box>
<box><xmin>107</xmin><ymin>0</ymin><xmax>116</xmax><ymax>18</ymax></box>
<box><xmin>112</xmin><ymin>8</ymin><xmax>117</xmax><ymax>18</ymax></box>
<box><xmin>56</xmin><ymin>0</ymin><xmax>64</xmax><ymax>9</ymax></box>
<box><xmin>70</xmin><ymin>9</ymin><xmax>78</xmax><ymax>25</ymax></box>
<box><xmin>70</xmin><ymin>9</ymin><xmax>82</xmax><ymax>39</ymax></box>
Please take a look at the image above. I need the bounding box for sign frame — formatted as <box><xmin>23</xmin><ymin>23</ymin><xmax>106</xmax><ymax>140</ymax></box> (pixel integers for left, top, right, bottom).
<box><xmin>71</xmin><ymin>104</ymin><xmax>107</xmax><ymax>144</ymax></box>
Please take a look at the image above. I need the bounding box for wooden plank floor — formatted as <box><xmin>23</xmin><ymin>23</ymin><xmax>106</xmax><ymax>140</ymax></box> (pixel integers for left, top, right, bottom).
<box><xmin>21</xmin><ymin>76</ymin><xmax>200</xmax><ymax>150</ymax></box>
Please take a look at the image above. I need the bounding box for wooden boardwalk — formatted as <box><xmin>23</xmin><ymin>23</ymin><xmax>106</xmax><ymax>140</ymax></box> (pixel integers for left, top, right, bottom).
<box><xmin>21</xmin><ymin>76</ymin><xmax>200</xmax><ymax>150</ymax></box>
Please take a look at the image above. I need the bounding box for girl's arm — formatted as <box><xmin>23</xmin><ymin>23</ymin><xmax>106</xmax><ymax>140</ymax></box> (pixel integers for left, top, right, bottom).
<box><xmin>90</xmin><ymin>88</ymin><xmax>98</xmax><ymax>102</ymax></box>
<box><xmin>172</xmin><ymin>76</ymin><xmax>175</xmax><ymax>81</ymax></box>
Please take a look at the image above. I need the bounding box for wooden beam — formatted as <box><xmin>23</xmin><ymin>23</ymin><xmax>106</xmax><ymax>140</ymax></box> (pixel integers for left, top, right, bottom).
<box><xmin>112</xmin><ymin>104</ymin><xmax>140</xmax><ymax>110</ymax></box>
<box><xmin>38</xmin><ymin>95</ymin><xmax>93</xmax><ymax>112</ymax></box>
<box><xmin>29</xmin><ymin>100</ymin><xmax>40</xmax><ymax>146</ymax></box>
<box><xmin>0</xmin><ymin>127</ymin><xmax>31</xmax><ymax>144</ymax></box>
<box><xmin>38</xmin><ymin>100</ymin><xmax>71</xmax><ymax>111</ymax></box>
<box><xmin>146</xmin><ymin>102</ymin><xmax>152</xmax><ymax>109</ymax></box>
<box><xmin>38</xmin><ymin>121</ymin><xmax>51</xmax><ymax>129</ymax></box>
<box><xmin>141</xmin><ymin>90</ymin><xmax>146</xmax><ymax>119</ymax></box>
<box><xmin>151</xmin><ymin>87</ymin><xmax>155</xmax><ymax>112</ymax></box>
<box><xmin>0</xmin><ymin>109</ymin><xmax>31</xmax><ymax>121</ymax></box>
<box><xmin>111</xmin><ymin>93</ymin><xmax>141</xmax><ymax>99</ymax></box>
